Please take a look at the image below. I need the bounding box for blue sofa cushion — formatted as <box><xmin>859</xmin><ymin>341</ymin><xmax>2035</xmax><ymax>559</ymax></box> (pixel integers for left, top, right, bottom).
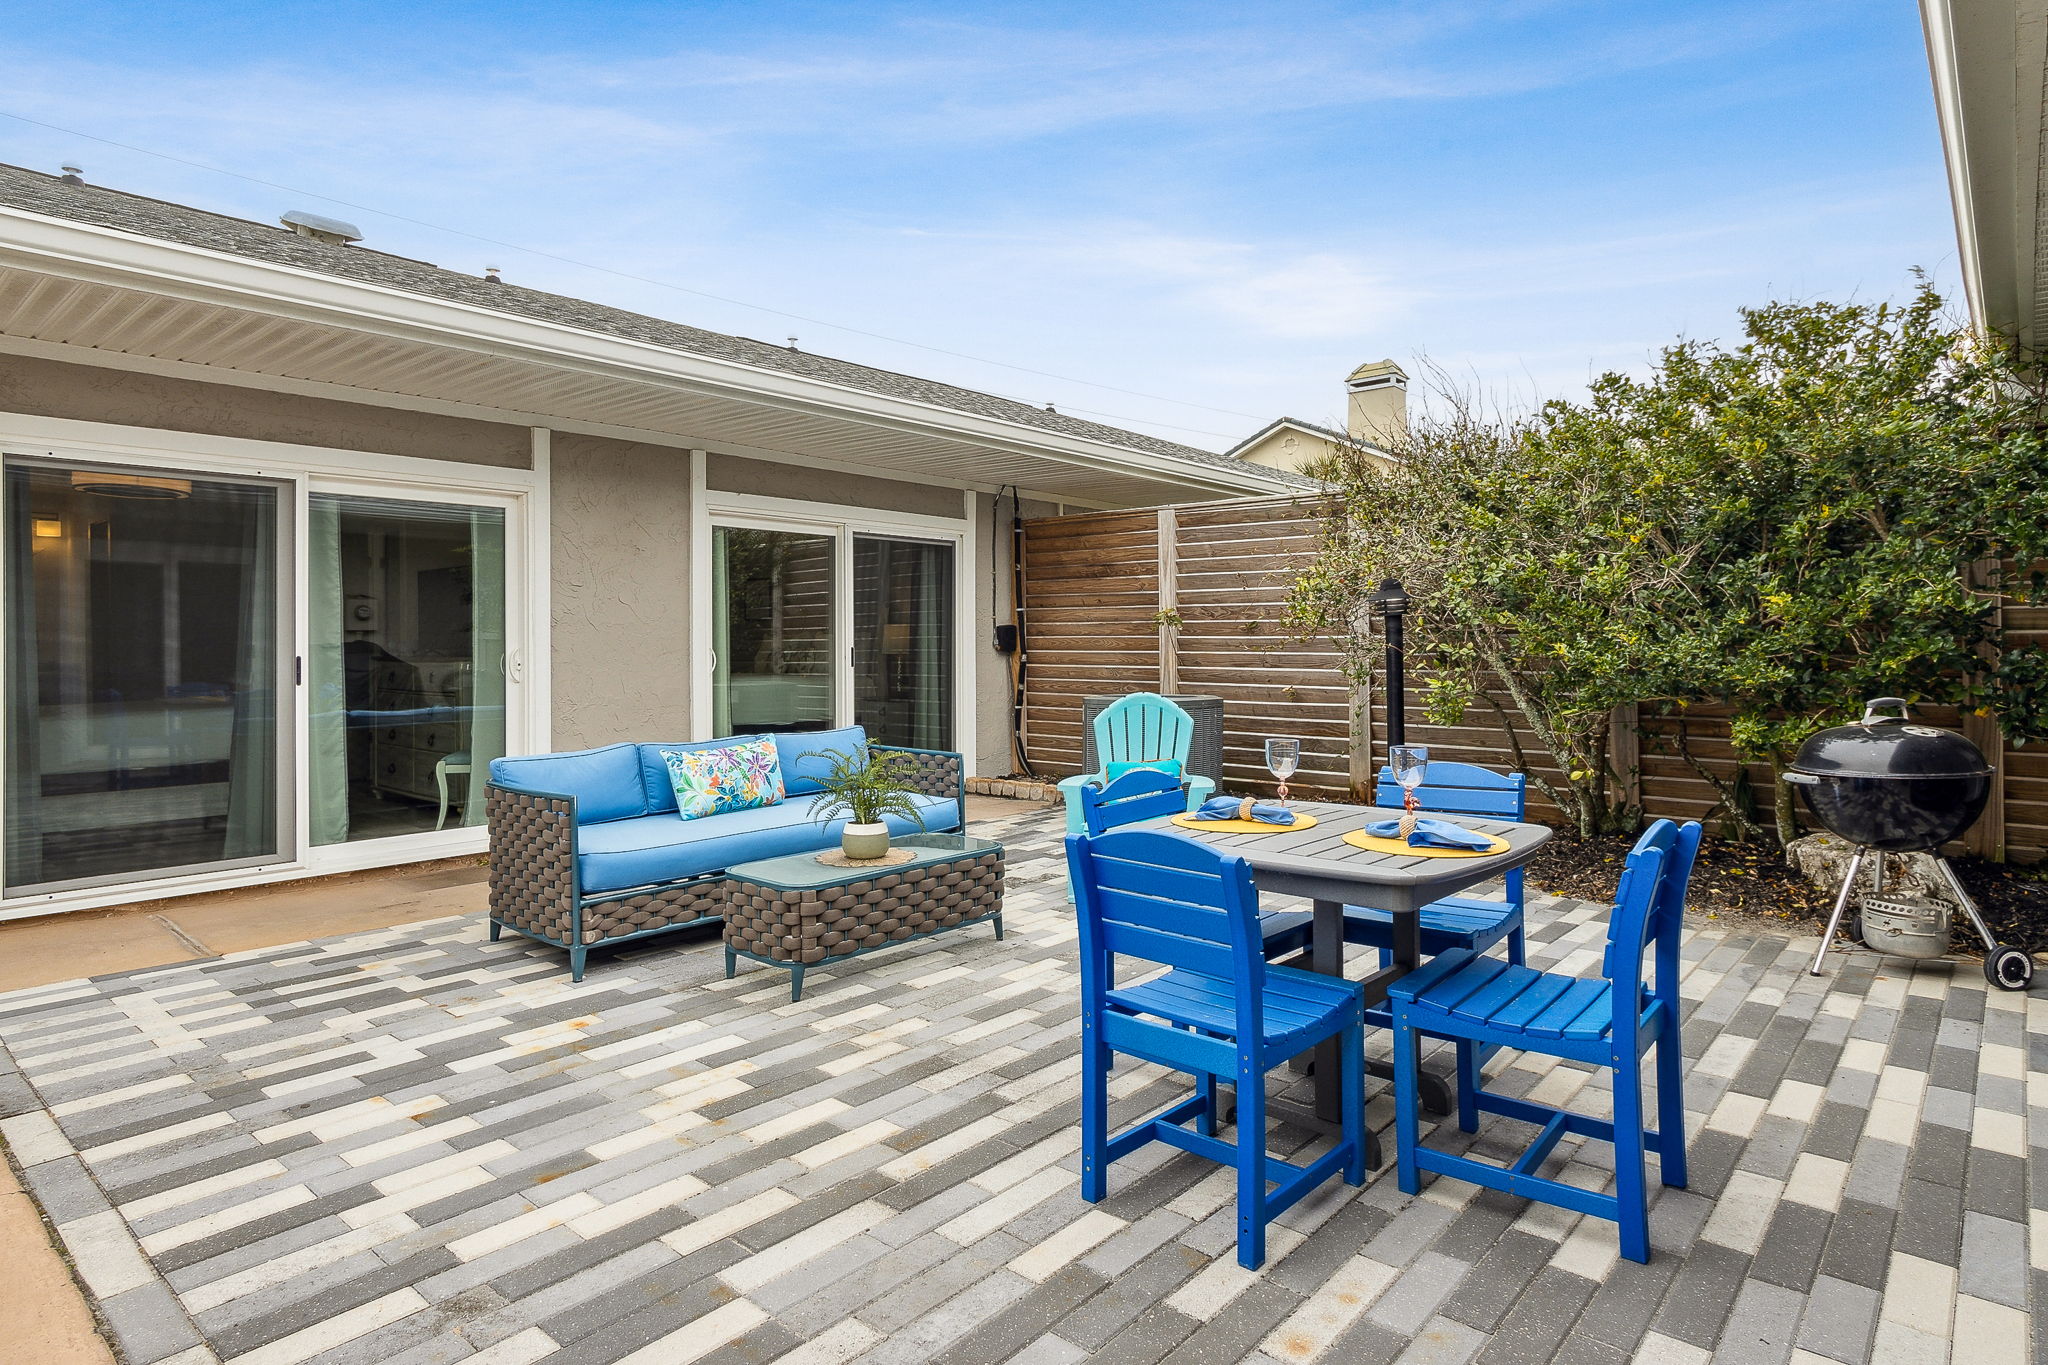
<box><xmin>636</xmin><ymin>737</ymin><xmax>769</xmax><ymax>815</ymax></box>
<box><xmin>491</xmin><ymin>743</ymin><xmax>646</xmax><ymax>825</ymax></box>
<box><xmin>576</xmin><ymin>794</ymin><xmax>961</xmax><ymax>894</ymax></box>
<box><xmin>773</xmin><ymin>725</ymin><xmax>869</xmax><ymax>796</ymax></box>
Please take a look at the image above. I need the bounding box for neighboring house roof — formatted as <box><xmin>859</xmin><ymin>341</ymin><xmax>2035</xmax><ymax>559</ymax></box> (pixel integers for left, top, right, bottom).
<box><xmin>1224</xmin><ymin>415</ymin><xmax>1385</xmax><ymax>461</ymax></box>
<box><xmin>0</xmin><ymin>162</ymin><xmax>1315</xmax><ymax>492</ymax></box>
<box><xmin>1920</xmin><ymin>0</ymin><xmax>2048</xmax><ymax>348</ymax></box>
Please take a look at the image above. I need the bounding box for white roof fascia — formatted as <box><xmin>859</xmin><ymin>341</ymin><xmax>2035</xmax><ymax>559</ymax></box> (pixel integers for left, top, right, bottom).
<box><xmin>0</xmin><ymin>204</ymin><xmax>1298</xmax><ymax>499</ymax></box>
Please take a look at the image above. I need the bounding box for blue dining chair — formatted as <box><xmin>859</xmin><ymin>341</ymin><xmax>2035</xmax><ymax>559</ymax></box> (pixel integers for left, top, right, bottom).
<box><xmin>1342</xmin><ymin>762</ymin><xmax>1528</xmax><ymax>1110</ymax></box>
<box><xmin>1386</xmin><ymin>818</ymin><xmax>1702</xmax><ymax>1264</ymax></box>
<box><xmin>1076</xmin><ymin>768</ymin><xmax>1311</xmax><ymax>960</ymax></box>
<box><xmin>1342</xmin><ymin>761</ymin><xmax>1528</xmax><ymax>969</ymax></box>
<box><xmin>1067</xmin><ymin>827</ymin><xmax>1366</xmax><ymax>1269</ymax></box>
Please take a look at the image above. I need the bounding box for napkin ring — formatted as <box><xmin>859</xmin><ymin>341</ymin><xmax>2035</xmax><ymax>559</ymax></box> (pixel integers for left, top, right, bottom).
<box><xmin>1238</xmin><ymin>797</ymin><xmax>1255</xmax><ymax>821</ymax></box>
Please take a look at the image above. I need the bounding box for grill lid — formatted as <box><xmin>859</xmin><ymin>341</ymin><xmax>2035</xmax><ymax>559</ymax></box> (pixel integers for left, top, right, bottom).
<box><xmin>1788</xmin><ymin>698</ymin><xmax>1992</xmax><ymax>781</ymax></box>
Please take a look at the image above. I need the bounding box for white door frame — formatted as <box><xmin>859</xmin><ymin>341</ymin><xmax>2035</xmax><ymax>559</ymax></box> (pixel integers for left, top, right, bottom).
<box><xmin>0</xmin><ymin>411</ymin><xmax>549</xmax><ymax>918</ymax></box>
<box><xmin>693</xmin><ymin>486</ymin><xmax>973</xmax><ymax>755</ymax></box>
<box><xmin>297</xmin><ymin>477</ymin><xmax>532</xmax><ymax>878</ymax></box>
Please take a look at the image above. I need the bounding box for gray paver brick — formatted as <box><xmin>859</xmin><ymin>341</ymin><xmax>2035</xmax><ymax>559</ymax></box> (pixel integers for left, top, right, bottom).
<box><xmin>1471</xmin><ymin>1267</ymin><xmax>1595</xmax><ymax>1365</ymax></box>
<box><xmin>1794</xmin><ymin>1274</ymin><xmax>1880</xmax><ymax>1364</ymax></box>
<box><xmin>1958</xmin><ymin>1210</ymin><xmax>2029</xmax><ymax>1310</ymax></box>
<box><xmin>99</xmin><ymin>1279</ymin><xmax>204</xmax><ymax>1365</ymax></box>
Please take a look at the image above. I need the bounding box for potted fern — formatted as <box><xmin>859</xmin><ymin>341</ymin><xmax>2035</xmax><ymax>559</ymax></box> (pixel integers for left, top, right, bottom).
<box><xmin>805</xmin><ymin>747</ymin><xmax>927</xmax><ymax>859</ymax></box>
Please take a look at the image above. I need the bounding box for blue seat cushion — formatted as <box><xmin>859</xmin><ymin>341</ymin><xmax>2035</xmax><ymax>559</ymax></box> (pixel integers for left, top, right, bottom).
<box><xmin>1390</xmin><ymin>951</ymin><xmax>1614</xmax><ymax>1043</ymax></box>
<box><xmin>637</xmin><ymin>737</ymin><xmax>771</xmax><ymax>815</ymax></box>
<box><xmin>1341</xmin><ymin>894</ymin><xmax>1521</xmax><ymax>957</ymax></box>
<box><xmin>577</xmin><ymin>794</ymin><xmax>959</xmax><ymax>894</ymax></box>
<box><xmin>490</xmin><ymin>743</ymin><xmax>646</xmax><ymax>825</ymax></box>
<box><xmin>773</xmin><ymin>726</ymin><xmax>869</xmax><ymax>796</ymax></box>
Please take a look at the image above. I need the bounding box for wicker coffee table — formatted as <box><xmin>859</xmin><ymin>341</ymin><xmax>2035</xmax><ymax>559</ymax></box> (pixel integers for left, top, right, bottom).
<box><xmin>723</xmin><ymin>833</ymin><xmax>1005</xmax><ymax>1001</ymax></box>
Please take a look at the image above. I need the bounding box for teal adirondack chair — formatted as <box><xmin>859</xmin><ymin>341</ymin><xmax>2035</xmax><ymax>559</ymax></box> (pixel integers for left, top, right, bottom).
<box><xmin>1057</xmin><ymin>692</ymin><xmax>1216</xmax><ymax>833</ymax></box>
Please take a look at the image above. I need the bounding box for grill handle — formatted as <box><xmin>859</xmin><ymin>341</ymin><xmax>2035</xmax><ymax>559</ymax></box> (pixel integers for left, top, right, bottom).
<box><xmin>1859</xmin><ymin>697</ymin><xmax>1911</xmax><ymax>725</ymax></box>
<box><xmin>1781</xmin><ymin>771</ymin><xmax>1820</xmax><ymax>786</ymax></box>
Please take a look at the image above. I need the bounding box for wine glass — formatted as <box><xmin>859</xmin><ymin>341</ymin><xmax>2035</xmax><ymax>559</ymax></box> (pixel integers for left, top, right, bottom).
<box><xmin>1390</xmin><ymin>745</ymin><xmax>1429</xmax><ymax>834</ymax></box>
<box><xmin>1264</xmin><ymin>737</ymin><xmax>1301</xmax><ymax>805</ymax></box>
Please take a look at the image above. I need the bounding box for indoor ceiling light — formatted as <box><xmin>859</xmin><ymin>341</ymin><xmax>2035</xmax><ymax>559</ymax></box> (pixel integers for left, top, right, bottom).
<box><xmin>68</xmin><ymin>471</ymin><xmax>192</xmax><ymax>500</ymax></box>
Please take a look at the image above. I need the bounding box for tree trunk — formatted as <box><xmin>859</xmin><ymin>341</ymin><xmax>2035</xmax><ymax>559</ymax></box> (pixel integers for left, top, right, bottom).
<box><xmin>1770</xmin><ymin>754</ymin><xmax>1799</xmax><ymax>848</ymax></box>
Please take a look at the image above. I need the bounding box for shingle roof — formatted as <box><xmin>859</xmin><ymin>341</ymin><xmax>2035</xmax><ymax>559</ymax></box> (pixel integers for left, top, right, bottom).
<box><xmin>0</xmin><ymin>163</ymin><xmax>1315</xmax><ymax>491</ymax></box>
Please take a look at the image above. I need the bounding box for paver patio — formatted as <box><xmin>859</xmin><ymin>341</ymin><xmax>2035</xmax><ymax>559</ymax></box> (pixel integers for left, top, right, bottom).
<box><xmin>0</xmin><ymin>806</ymin><xmax>2037</xmax><ymax>1365</ymax></box>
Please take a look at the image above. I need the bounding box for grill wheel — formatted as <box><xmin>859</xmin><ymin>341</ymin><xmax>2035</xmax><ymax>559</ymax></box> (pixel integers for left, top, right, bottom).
<box><xmin>1984</xmin><ymin>944</ymin><xmax>2034</xmax><ymax>991</ymax></box>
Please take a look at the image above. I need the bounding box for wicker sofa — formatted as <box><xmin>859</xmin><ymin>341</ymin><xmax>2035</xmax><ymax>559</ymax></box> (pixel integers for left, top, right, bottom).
<box><xmin>485</xmin><ymin>725</ymin><xmax>964</xmax><ymax>980</ymax></box>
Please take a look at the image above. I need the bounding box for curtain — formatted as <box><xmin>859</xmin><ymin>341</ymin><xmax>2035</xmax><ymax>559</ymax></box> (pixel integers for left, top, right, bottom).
<box><xmin>221</xmin><ymin>484</ymin><xmax>278</xmax><ymax>860</ymax></box>
<box><xmin>4</xmin><ymin>468</ymin><xmax>43</xmax><ymax>887</ymax></box>
<box><xmin>914</xmin><ymin>543</ymin><xmax>951</xmax><ymax>750</ymax></box>
<box><xmin>464</xmin><ymin>509</ymin><xmax>507</xmax><ymax>826</ymax></box>
<box><xmin>307</xmin><ymin>496</ymin><xmax>349</xmax><ymax>846</ymax></box>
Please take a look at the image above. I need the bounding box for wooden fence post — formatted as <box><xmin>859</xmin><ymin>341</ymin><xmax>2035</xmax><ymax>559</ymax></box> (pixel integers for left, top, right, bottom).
<box><xmin>1964</xmin><ymin>556</ymin><xmax>2007</xmax><ymax>860</ymax></box>
<box><xmin>1156</xmin><ymin>507</ymin><xmax>1178</xmax><ymax>695</ymax></box>
<box><xmin>1348</xmin><ymin>613</ymin><xmax>1375</xmax><ymax>801</ymax></box>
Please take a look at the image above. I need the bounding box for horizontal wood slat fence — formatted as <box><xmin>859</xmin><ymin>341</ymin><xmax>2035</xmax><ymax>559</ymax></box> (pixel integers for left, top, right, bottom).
<box><xmin>1018</xmin><ymin>498</ymin><xmax>2045</xmax><ymax>861</ymax></box>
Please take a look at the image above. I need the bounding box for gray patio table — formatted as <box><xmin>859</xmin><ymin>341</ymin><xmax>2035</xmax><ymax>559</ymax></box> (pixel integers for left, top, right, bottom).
<box><xmin>1148</xmin><ymin>800</ymin><xmax>1553</xmax><ymax>1165</ymax></box>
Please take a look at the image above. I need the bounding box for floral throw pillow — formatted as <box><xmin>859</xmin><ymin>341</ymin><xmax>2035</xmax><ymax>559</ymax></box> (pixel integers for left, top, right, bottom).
<box><xmin>662</xmin><ymin>740</ymin><xmax>784</xmax><ymax>820</ymax></box>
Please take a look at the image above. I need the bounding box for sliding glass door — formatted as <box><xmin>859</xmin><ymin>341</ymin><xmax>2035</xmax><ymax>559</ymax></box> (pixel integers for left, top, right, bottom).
<box><xmin>709</xmin><ymin>518</ymin><xmax>956</xmax><ymax>748</ymax></box>
<box><xmin>4</xmin><ymin>460</ymin><xmax>288</xmax><ymax>893</ymax></box>
<box><xmin>307</xmin><ymin>493</ymin><xmax>508</xmax><ymax>846</ymax></box>
<box><xmin>852</xmin><ymin>535</ymin><xmax>953</xmax><ymax>750</ymax></box>
<box><xmin>711</xmin><ymin>525</ymin><xmax>835</xmax><ymax>735</ymax></box>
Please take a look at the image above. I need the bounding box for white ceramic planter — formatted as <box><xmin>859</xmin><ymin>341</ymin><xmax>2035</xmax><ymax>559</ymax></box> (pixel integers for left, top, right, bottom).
<box><xmin>841</xmin><ymin>822</ymin><xmax>891</xmax><ymax>860</ymax></box>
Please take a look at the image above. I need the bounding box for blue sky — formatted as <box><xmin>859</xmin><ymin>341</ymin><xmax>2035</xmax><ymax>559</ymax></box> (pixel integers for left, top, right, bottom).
<box><xmin>0</xmin><ymin>2</ymin><xmax>1956</xmax><ymax>451</ymax></box>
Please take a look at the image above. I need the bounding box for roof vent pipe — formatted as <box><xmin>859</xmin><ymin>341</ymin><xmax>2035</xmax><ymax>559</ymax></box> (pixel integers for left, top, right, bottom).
<box><xmin>280</xmin><ymin>210</ymin><xmax>364</xmax><ymax>245</ymax></box>
<box><xmin>484</xmin><ymin>265</ymin><xmax>503</xmax><ymax>284</ymax></box>
<box><xmin>58</xmin><ymin>165</ymin><xmax>83</xmax><ymax>185</ymax></box>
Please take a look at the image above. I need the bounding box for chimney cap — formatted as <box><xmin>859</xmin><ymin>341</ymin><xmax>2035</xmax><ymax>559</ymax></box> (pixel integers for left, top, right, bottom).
<box><xmin>280</xmin><ymin>209</ymin><xmax>364</xmax><ymax>245</ymax></box>
<box><xmin>1345</xmin><ymin>358</ymin><xmax>1408</xmax><ymax>391</ymax></box>
<box><xmin>58</xmin><ymin>165</ymin><xmax>84</xmax><ymax>185</ymax></box>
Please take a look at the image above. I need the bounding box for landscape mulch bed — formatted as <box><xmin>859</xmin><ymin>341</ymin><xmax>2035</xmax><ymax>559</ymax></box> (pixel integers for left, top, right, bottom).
<box><xmin>1528</xmin><ymin>830</ymin><xmax>2048</xmax><ymax>954</ymax></box>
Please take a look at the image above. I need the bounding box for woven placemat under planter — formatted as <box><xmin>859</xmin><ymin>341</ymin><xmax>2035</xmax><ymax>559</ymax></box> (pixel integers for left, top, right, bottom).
<box><xmin>814</xmin><ymin>847</ymin><xmax>919</xmax><ymax>869</ymax></box>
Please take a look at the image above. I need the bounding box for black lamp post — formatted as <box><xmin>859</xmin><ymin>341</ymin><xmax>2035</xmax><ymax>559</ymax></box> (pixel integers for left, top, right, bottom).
<box><xmin>1367</xmin><ymin>579</ymin><xmax>1411</xmax><ymax>747</ymax></box>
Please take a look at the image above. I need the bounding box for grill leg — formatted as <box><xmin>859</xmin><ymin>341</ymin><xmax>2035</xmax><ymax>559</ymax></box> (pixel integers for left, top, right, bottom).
<box><xmin>1932</xmin><ymin>857</ymin><xmax>1998</xmax><ymax>951</ymax></box>
<box><xmin>1809</xmin><ymin>849</ymin><xmax>1867</xmax><ymax>977</ymax></box>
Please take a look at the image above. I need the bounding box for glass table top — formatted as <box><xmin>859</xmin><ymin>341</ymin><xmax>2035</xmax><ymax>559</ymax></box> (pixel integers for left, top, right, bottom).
<box><xmin>727</xmin><ymin>833</ymin><xmax>1004</xmax><ymax>891</ymax></box>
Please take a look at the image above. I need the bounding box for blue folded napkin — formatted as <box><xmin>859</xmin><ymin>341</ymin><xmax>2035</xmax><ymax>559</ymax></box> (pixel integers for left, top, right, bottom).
<box><xmin>1364</xmin><ymin>817</ymin><xmax>1492</xmax><ymax>850</ymax></box>
<box><xmin>1195</xmin><ymin>796</ymin><xmax>1297</xmax><ymax>826</ymax></box>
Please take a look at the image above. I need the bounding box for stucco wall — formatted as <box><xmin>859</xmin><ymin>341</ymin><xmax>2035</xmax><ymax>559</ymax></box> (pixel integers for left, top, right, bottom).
<box><xmin>549</xmin><ymin>433</ymin><xmax>693</xmax><ymax>750</ymax></box>
<box><xmin>707</xmin><ymin>452</ymin><xmax>963</xmax><ymax>518</ymax></box>
<box><xmin>0</xmin><ymin>353</ymin><xmax>531</xmax><ymax>466</ymax></box>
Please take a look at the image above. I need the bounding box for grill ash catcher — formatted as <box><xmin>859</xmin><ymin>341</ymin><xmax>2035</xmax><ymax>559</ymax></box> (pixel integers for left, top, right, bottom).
<box><xmin>1784</xmin><ymin>698</ymin><xmax>2031</xmax><ymax>991</ymax></box>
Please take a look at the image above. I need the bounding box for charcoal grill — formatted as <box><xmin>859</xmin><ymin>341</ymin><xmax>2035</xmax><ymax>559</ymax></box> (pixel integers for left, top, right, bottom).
<box><xmin>1783</xmin><ymin>697</ymin><xmax>2029</xmax><ymax>989</ymax></box>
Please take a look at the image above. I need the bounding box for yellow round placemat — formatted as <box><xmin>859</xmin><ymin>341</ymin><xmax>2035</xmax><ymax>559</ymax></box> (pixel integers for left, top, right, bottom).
<box><xmin>1341</xmin><ymin>827</ymin><xmax>1510</xmax><ymax>858</ymax></box>
<box><xmin>1171</xmin><ymin>812</ymin><xmax>1319</xmax><ymax>835</ymax></box>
